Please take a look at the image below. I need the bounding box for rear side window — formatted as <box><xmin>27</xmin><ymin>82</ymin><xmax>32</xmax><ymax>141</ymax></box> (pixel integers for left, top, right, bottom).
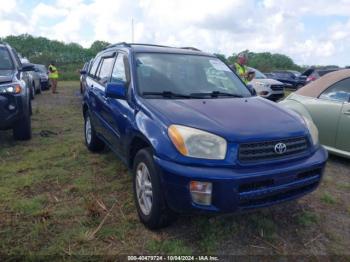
<box><xmin>111</xmin><ymin>54</ymin><xmax>127</xmax><ymax>83</ymax></box>
<box><xmin>0</xmin><ymin>47</ymin><xmax>14</xmax><ymax>70</ymax></box>
<box><xmin>319</xmin><ymin>78</ymin><xmax>350</xmax><ymax>103</ymax></box>
<box><xmin>96</xmin><ymin>57</ymin><xmax>115</xmax><ymax>84</ymax></box>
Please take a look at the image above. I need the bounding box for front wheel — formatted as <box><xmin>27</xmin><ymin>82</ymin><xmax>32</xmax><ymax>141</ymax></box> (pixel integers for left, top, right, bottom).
<box><xmin>36</xmin><ymin>82</ymin><xmax>42</xmax><ymax>94</ymax></box>
<box><xmin>30</xmin><ymin>84</ymin><xmax>35</xmax><ymax>100</ymax></box>
<box><xmin>133</xmin><ymin>148</ymin><xmax>177</xmax><ymax>229</ymax></box>
<box><xmin>84</xmin><ymin>112</ymin><xmax>105</xmax><ymax>152</ymax></box>
<box><xmin>13</xmin><ymin>112</ymin><xmax>32</xmax><ymax>140</ymax></box>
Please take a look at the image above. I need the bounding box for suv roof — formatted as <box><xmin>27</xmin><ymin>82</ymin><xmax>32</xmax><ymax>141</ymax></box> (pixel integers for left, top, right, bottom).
<box><xmin>103</xmin><ymin>42</ymin><xmax>213</xmax><ymax>56</ymax></box>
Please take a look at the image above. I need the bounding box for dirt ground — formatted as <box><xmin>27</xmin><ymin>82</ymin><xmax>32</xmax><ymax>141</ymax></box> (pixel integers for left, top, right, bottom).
<box><xmin>0</xmin><ymin>82</ymin><xmax>349</xmax><ymax>260</ymax></box>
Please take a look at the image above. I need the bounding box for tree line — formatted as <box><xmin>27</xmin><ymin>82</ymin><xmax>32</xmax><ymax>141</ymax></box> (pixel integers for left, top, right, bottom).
<box><xmin>1</xmin><ymin>34</ymin><xmax>307</xmax><ymax>80</ymax></box>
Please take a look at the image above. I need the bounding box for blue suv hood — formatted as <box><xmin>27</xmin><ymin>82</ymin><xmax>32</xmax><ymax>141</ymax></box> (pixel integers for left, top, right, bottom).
<box><xmin>143</xmin><ymin>97</ymin><xmax>308</xmax><ymax>143</ymax></box>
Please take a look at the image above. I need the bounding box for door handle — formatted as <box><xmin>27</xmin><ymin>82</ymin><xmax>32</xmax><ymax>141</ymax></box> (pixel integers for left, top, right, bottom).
<box><xmin>344</xmin><ymin>110</ymin><xmax>350</xmax><ymax>115</ymax></box>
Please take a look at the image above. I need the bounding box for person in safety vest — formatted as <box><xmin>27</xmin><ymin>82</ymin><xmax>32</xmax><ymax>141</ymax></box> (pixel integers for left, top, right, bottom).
<box><xmin>48</xmin><ymin>62</ymin><xmax>59</xmax><ymax>94</ymax></box>
<box><xmin>234</xmin><ymin>52</ymin><xmax>250</xmax><ymax>84</ymax></box>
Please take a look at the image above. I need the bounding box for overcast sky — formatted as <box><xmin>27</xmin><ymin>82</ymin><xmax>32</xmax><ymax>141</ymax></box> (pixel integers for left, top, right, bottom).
<box><xmin>1</xmin><ymin>0</ymin><xmax>350</xmax><ymax>66</ymax></box>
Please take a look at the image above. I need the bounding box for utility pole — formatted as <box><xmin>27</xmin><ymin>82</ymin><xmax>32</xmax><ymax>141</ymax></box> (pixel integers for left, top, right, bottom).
<box><xmin>131</xmin><ymin>18</ymin><xmax>134</xmax><ymax>43</ymax></box>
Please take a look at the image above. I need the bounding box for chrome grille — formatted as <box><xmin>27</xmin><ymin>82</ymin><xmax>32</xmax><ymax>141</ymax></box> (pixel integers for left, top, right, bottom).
<box><xmin>270</xmin><ymin>84</ymin><xmax>284</xmax><ymax>91</ymax></box>
<box><xmin>238</xmin><ymin>137</ymin><xmax>309</xmax><ymax>163</ymax></box>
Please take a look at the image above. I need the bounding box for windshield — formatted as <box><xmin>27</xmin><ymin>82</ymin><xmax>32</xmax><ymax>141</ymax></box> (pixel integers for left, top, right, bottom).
<box><xmin>0</xmin><ymin>47</ymin><xmax>14</xmax><ymax>70</ymax></box>
<box><xmin>290</xmin><ymin>70</ymin><xmax>301</xmax><ymax>77</ymax></box>
<box><xmin>35</xmin><ymin>65</ymin><xmax>47</xmax><ymax>73</ymax></box>
<box><xmin>135</xmin><ymin>53</ymin><xmax>251</xmax><ymax>98</ymax></box>
<box><xmin>250</xmin><ymin>68</ymin><xmax>266</xmax><ymax>79</ymax></box>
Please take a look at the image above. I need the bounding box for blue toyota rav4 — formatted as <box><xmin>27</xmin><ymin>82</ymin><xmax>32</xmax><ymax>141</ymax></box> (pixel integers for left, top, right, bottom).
<box><xmin>82</xmin><ymin>43</ymin><xmax>328</xmax><ymax>229</ymax></box>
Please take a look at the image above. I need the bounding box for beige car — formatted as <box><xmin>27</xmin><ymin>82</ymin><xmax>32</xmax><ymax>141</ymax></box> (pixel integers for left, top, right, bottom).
<box><xmin>280</xmin><ymin>69</ymin><xmax>350</xmax><ymax>158</ymax></box>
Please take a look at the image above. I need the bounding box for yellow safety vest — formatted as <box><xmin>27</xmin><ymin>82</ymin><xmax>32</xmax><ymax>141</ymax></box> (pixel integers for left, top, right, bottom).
<box><xmin>48</xmin><ymin>65</ymin><xmax>59</xmax><ymax>79</ymax></box>
<box><xmin>234</xmin><ymin>62</ymin><xmax>248</xmax><ymax>84</ymax></box>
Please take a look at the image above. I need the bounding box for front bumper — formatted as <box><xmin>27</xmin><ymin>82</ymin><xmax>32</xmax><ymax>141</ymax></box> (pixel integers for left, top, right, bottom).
<box><xmin>155</xmin><ymin>147</ymin><xmax>328</xmax><ymax>214</ymax></box>
<box><xmin>0</xmin><ymin>94</ymin><xmax>26</xmax><ymax>130</ymax></box>
<box><xmin>40</xmin><ymin>80</ymin><xmax>49</xmax><ymax>89</ymax></box>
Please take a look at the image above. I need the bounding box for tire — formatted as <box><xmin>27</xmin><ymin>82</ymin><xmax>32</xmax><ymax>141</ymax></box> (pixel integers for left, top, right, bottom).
<box><xmin>296</xmin><ymin>84</ymin><xmax>304</xmax><ymax>90</ymax></box>
<box><xmin>36</xmin><ymin>82</ymin><xmax>42</xmax><ymax>94</ymax></box>
<box><xmin>133</xmin><ymin>148</ymin><xmax>177</xmax><ymax>229</ymax></box>
<box><xmin>84</xmin><ymin>112</ymin><xmax>105</xmax><ymax>152</ymax></box>
<box><xmin>13</xmin><ymin>110</ymin><xmax>32</xmax><ymax>141</ymax></box>
<box><xmin>30</xmin><ymin>83</ymin><xmax>35</xmax><ymax>100</ymax></box>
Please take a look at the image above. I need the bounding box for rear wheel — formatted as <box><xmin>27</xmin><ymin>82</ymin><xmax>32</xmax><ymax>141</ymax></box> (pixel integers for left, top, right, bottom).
<box><xmin>133</xmin><ymin>148</ymin><xmax>177</xmax><ymax>229</ymax></box>
<box><xmin>84</xmin><ymin>112</ymin><xmax>105</xmax><ymax>152</ymax></box>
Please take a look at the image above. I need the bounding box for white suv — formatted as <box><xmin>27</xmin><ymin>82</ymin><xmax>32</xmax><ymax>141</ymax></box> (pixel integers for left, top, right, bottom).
<box><xmin>248</xmin><ymin>67</ymin><xmax>285</xmax><ymax>101</ymax></box>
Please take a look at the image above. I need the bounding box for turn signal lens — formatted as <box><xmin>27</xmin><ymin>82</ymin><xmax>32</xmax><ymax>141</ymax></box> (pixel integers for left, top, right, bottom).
<box><xmin>168</xmin><ymin>125</ymin><xmax>188</xmax><ymax>155</ymax></box>
<box><xmin>190</xmin><ymin>181</ymin><xmax>212</xmax><ymax>206</ymax></box>
<box><xmin>15</xmin><ymin>85</ymin><xmax>22</xmax><ymax>94</ymax></box>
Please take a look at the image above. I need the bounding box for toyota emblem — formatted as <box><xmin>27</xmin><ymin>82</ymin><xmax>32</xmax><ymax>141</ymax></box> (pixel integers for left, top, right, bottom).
<box><xmin>274</xmin><ymin>142</ymin><xmax>287</xmax><ymax>154</ymax></box>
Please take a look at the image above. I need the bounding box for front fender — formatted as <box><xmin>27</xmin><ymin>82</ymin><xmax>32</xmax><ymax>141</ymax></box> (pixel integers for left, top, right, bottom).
<box><xmin>279</xmin><ymin>97</ymin><xmax>313</xmax><ymax>121</ymax></box>
<box><xmin>134</xmin><ymin>110</ymin><xmax>178</xmax><ymax>161</ymax></box>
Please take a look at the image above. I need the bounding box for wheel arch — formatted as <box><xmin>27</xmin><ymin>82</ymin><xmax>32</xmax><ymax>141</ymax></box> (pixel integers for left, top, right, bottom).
<box><xmin>127</xmin><ymin>133</ymin><xmax>153</xmax><ymax>169</ymax></box>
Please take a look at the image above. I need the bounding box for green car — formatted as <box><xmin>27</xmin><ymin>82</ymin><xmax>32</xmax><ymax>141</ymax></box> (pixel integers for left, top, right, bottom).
<box><xmin>280</xmin><ymin>69</ymin><xmax>350</xmax><ymax>159</ymax></box>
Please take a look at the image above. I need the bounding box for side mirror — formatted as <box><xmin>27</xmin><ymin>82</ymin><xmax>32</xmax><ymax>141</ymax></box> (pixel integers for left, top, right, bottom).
<box><xmin>21</xmin><ymin>63</ymin><xmax>35</xmax><ymax>72</ymax></box>
<box><xmin>247</xmin><ymin>84</ymin><xmax>257</xmax><ymax>96</ymax></box>
<box><xmin>80</xmin><ymin>70</ymin><xmax>87</xmax><ymax>75</ymax></box>
<box><xmin>106</xmin><ymin>82</ymin><xmax>127</xmax><ymax>99</ymax></box>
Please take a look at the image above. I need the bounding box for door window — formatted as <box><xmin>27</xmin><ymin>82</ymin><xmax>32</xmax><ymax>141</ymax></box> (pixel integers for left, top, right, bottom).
<box><xmin>89</xmin><ymin>57</ymin><xmax>101</xmax><ymax>78</ymax></box>
<box><xmin>97</xmin><ymin>57</ymin><xmax>115</xmax><ymax>85</ymax></box>
<box><xmin>111</xmin><ymin>54</ymin><xmax>127</xmax><ymax>83</ymax></box>
<box><xmin>319</xmin><ymin>78</ymin><xmax>350</xmax><ymax>103</ymax></box>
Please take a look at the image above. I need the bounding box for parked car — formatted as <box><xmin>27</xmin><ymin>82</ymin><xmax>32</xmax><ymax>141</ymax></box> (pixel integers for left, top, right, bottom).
<box><xmin>0</xmin><ymin>43</ymin><xmax>33</xmax><ymax>140</ymax></box>
<box><xmin>301</xmin><ymin>67</ymin><xmax>339</xmax><ymax>85</ymax></box>
<box><xmin>20</xmin><ymin>58</ymin><xmax>41</xmax><ymax>98</ymax></box>
<box><xmin>248</xmin><ymin>67</ymin><xmax>285</xmax><ymax>101</ymax></box>
<box><xmin>34</xmin><ymin>64</ymin><xmax>49</xmax><ymax>90</ymax></box>
<box><xmin>271</xmin><ymin>70</ymin><xmax>306</xmax><ymax>89</ymax></box>
<box><xmin>280</xmin><ymin>69</ymin><xmax>350</xmax><ymax>159</ymax></box>
<box><xmin>80</xmin><ymin>59</ymin><xmax>93</xmax><ymax>94</ymax></box>
<box><xmin>264</xmin><ymin>72</ymin><xmax>275</xmax><ymax>78</ymax></box>
<box><xmin>83</xmin><ymin>43</ymin><xmax>328</xmax><ymax>229</ymax></box>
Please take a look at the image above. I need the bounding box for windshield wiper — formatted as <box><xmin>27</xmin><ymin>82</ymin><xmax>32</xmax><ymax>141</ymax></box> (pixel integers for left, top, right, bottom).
<box><xmin>190</xmin><ymin>91</ymin><xmax>243</xmax><ymax>98</ymax></box>
<box><xmin>142</xmin><ymin>91</ymin><xmax>193</xmax><ymax>99</ymax></box>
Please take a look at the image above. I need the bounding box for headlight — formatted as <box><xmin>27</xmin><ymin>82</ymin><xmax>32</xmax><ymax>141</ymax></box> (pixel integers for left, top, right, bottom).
<box><xmin>0</xmin><ymin>84</ymin><xmax>22</xmax><ymax>94</ymax></box>
<box><xmin>168</xmin><ymin>125</ymin><xmax>227</xmax><ymax>160</ymax></box>
<box><xmin>302</xmin><ymin>116</ymin><xmax>319</xmax><ymax>145</ymax></box>
<box><xmin>256</xmin><ymin>82</ymin><xmax>270</xmax><ymax>88</ymax></box>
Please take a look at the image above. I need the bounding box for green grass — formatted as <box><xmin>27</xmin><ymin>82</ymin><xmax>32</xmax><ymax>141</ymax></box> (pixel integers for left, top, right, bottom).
<box><xmin>0</xmin><ymin>81</ymin><xmax>350</xmax><ymax>257</ymax></box>
<box><xmin>297</xmin><ymin>211</ymin><xmax>319</xmax><ymax>227</ymax></box>
<box><xmin>321</xmin><ymin>192</ymin><xmax>337</xmax><ymax>205</ymax></box>
<box><xmin>146</xmin><ymin>239</ymin><xmax>192</xmax><ymax>255</ymax></box>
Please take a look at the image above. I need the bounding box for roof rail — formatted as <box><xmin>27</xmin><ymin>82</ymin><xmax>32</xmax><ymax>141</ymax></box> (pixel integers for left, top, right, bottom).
<box><xmin>104</xmin><ymin>42</ymin><xmax>130</xmax><ymax>50</ymax></box>
<box><xmin>180</xmin><ymin>47</ymin><xmax>201</xmax><ymax>51</ymax></box>
<box><xmin>129</xmin><ymin>43</ymin><xmax>172</xmax><ymax>48</ymax></box>
<box><xmin>104</xmin><ymin>43</ymin><xmax>201</xmax><ymax>51</ymax></box>
<box><xmin>105</xmin><ymin>42</ymin><xmax>172</xmax><ymax>50</ymax></box>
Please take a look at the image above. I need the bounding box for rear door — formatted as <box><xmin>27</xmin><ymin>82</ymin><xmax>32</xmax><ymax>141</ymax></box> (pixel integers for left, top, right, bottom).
<box><xmin>86</xmin><ymin>55</ymin><xmax>103</xmax><ymax>133</ymax></box>
<box><xmin>316</xmin><ymin>78</ymin><xmax>350</xmax><ymax>149</ymax></box>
